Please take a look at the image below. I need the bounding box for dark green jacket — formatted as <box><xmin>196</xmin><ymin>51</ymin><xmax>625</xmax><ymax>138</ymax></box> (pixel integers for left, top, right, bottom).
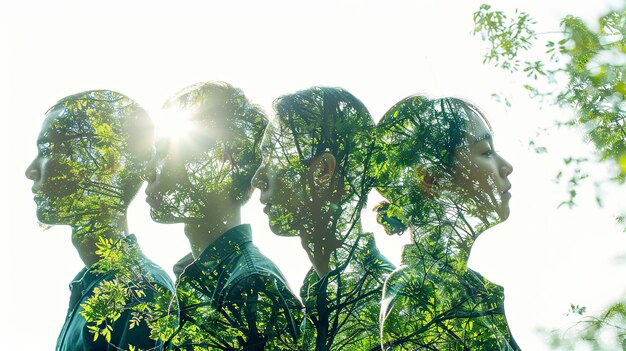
<box><xmin>169</xmin><ymin>224</ymin><xmax>303</xmax><ymax>350</ymax></box>
<box><xmin>56</xmin><ymin>235</ymin><xmax>176</xmax><ymax>351</ymax></box>
<box><xmin>380</xmin><ymin>244</ymin><xmax>521</xmax><ymax>351</ymax></box>
<box><xmin>300</xmin><ymin>233</ymin><xmax>395</xmax><ymax>351</ymax></box>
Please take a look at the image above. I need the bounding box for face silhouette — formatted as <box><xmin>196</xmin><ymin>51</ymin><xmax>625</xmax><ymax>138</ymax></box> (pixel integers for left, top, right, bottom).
<box><xmin>145</xmin><ymin>113</ymin><xmax>234</xmax><ymax>224</ymax></box>
<box><xmin>26</xmin><ymin>107</ymin><xmax>85</xmax><ymax>224</ymax></box>
<box><xmin>146</xmin><ymin>83</ymin><xmax>269</xmax><ymax>225</ymax></box>
<box><xmin>25</xmin><ymin>92</ymin><xmax>151</xmax><ymax>227</ymax></box>
<box><xmin>252</xmin><ymin>121</ymin><xmax>309</xmax><ymax>236</ymax></box>
<box><xmin>451</xmin><ymin>113</ymin><xmax>513</xmax><ymax>221</ymax></box>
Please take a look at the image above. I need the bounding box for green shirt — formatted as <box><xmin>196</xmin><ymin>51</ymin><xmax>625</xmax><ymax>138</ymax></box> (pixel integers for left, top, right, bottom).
<box><xmin>299</xmin><ymin>233</ymin><xmax>395</xmax><ymax>351</ymax></box>
<box><xmin>56</xmin><ymin>235</ymin><xmax>177</xmax><ymax>351</ymax></box>
<box><xmin>380</xmin><ymin>244</ymin><xmax>521</xmax><ymax>351</ymax></box>
<box><xmin>169</xmin><ymin>224</ymin><xmax>303</xmax><ymax>350</ymax></box>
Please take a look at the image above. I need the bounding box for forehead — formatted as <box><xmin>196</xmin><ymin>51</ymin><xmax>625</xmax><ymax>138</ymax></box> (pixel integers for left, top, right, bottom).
<box><xmin>38</xmin><ymin>106</ymin><xmax>67</xmax><ymax>141</ymax></box>
<box><xmin>262</xmin><ymin>118</ymin><xmax>293</xmax><ymax>148</ymax></box>
<box><xmin>260</xmin><ymin>118</ymin><xmax>305</xmax><ymax>168</ymax></box>
<box><xmin>464</xmin><ymin>110</ymin><xmax>492</xmax><ymax>144</ymax></box>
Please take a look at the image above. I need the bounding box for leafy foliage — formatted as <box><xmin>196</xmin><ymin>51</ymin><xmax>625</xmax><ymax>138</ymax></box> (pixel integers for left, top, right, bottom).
<box><xmin>474</xmin><ymin>5</ymin><xmax>626</xmax><ymax>350</ymax></box>
<box><xmin>32</xmin><ymin>91</ymin><xmax>177</xmax><ymax>350</ymax></box>
<box><xmin>299</xmin><ymin>234</ymin><xmax>395</xmax><ymax>351</ymax></box>
<box><xmin>149</xmin><ymin>82</ymin><xmax>268</xmax><ymax>225</ymax></box>
<box><xmin>80</xmin><ymin>236</ymin><xmax>179</xmax><ymax>348</ymax></box>
<box><xmin>473</xmin><ymin>3</ymin><xmax>626</xmax><ymax>349</ymax></box>
<box><xmin>258</xmin><ymin>87</ymin><xmax>381</xmax><ymax>272</ymax></box>
<box><xmin>165</xmin><ymin>226</ymin><xmax>303</xmax><ymax>350</ymax></box>
<box><xmin>472</xmin><ymin>4</ymin><xmax>537</xmax><ymax>72</ymax></box>
<box><xmin>473</xmin><ymin>3</ymin><xmax>626</xmax><ymax>200</ymax></box>
<box><xmin>381</xmin><ymin>251</ymin><xmax>519</xmax><ymax>350</ymax></box>
<box><xmin>548</xmin><ymin>302</ymin><xmax>626</xmax><ymax>350</ymax></box>
<box><xmin>256</xmin><ymin>87</ymin><xmax>395</xmax><ymax>350</ymax></box>
<box><xmin>147</xmin><ymin>83</ymin><xmax>301</xmax><ymax>350</ymax></box>
<box><xmin>34</xmin><ymin>90</ymin><xmax>153</xmax><ymax>239</ymax></box>
<box><xmin>375</xmin><ymin>96</ymin><xmax>519</xmax><ymax>350</ymax></box>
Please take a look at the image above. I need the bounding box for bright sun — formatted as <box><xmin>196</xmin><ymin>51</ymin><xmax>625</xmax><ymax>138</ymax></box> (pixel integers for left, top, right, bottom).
<box><xmin>154</xmin><ymin>107</ymin><xmax>197</xmax><ymax>143</ymax></box>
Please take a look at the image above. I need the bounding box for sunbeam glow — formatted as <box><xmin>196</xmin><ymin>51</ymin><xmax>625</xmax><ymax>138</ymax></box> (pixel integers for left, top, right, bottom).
<box><xmin>154</xmin><ymin>107</ymin><xmax>197</xmax><ymax>143</ymax></box>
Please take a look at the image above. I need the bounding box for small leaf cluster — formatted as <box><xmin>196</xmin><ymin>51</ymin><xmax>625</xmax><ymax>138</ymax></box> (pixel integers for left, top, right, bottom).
<box><xmin>472</xmin><ymin>4</ymin><xmax>537</xmax><ymax>72</ymax></box>
<box><xmin>473</xmin><ymin>4</ymin><xmax>626</xmax><ymax>206</ymax></box>
<box><xmin>80</xmin><ymin>237</ymin><xmax>178</xmax><ymax>350</ymax></box>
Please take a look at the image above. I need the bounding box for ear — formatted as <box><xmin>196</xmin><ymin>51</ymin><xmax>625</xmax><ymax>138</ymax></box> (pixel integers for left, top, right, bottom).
<box><xmin>415</xmin><ymin>165</ymin><xmax>440</xmax><ymax>198</ymax></box>
<box><xmin>308</xmin><ymin>152</ymin><xmax>336</xmax><ymax>190</ymax></box>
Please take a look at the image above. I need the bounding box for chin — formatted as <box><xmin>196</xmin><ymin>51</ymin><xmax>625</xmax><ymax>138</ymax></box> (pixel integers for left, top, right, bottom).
<box><xmin>36</xmin><ymin>207</ymin><xmax>62</xmax><ymax>225</ymax></box>
<box><xmin>498</xmin><ymin>207</ymin><xmax>511</xmax><ymax>221</ymax></box>
<box><xmin>268</xmin><ymin>219</ymin><xmax>300</xmax><ymax>237</ymax></box>
<box><xmin>149</xmin><ymin>208</ymin><xmax>178</xmax><ymax>224</ymax></box>
<box><xmin>36</xmin><ymin>213</ymin><xmax>53</xmax><ymax>225</ymax></box>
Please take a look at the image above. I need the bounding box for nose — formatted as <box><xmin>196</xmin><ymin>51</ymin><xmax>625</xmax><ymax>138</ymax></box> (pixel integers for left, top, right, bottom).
<box><xmin>25</xmin><ymin>159</ymin><xmax>41</xmax><ymax>181</ymax></box>
<box><xmin>251</xmin><ymin>164</ymin><xmax>268</xmax><ymax>191</ymax></box>
<box><xmin>143</xmin><ymin>158</ymin><xmax>158</xmax><ymax>183</ymax></box>
<box><xmin>145</xmin><ymin>167</ymin><xmax>161</xmax><ymax>195</ymax></box>
<box><xmin>499</xmin><ymin>156</ymin><xmax>513</xmax><ymax>177</ymax></box>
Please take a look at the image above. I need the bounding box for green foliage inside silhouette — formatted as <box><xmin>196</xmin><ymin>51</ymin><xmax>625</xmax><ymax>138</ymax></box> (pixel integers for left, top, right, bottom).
<box><xmin>80</xmin><ymin>237</ymin><xmax>179</xmax><ymax>348</ymax></box>
<box><xmin>262</xmin><ymin>86</ymin><xmax>378</xmax><ymax>241</ymax></box>
<box><xmin>298</xmin><ymin>233</ymin><xmax>395</xmax><ymax>351</ymax></box>
<box><xmin>35</xmin><ymin>91</ymin><xmax>152</xmax><ymax>235</ymax></box>
<box><xmin>375</xmin><ymin>96</ymin><xmax>519</xmax><ymax>350</ymax></box>
<box><xmin>34</xmin><ymin>91</ymin><xmax>177</xmax><ymax>350</ymax></box>
<box><xmin>167</xmin><ymin>232</ymin><xmax>303</xmax><ymax>350</ymax></box>
<box><xmin>147</xmin><ymin>84</ymin><xmax>301</xmax><ymax>350</ymax></box>
<box><xmin>257</xmin><ymin>87</ymin><xmax>395</xmax><ymax>350</ymax></box>
<box><xmin>148</xmin><ymin>82</ymin><xmax>268</xmax><ymax>224</ymax></box>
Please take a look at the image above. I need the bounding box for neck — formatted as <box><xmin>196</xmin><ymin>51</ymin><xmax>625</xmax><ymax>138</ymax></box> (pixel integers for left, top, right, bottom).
<box><xmin>71</xmin><ymin>212</ymin><xmax>129</xmax><ymax>268</ymax></box>
<box><xmin>301</xmin><ymin>231</ymin><xmax>342</xmax><ymax>277</ymax></box>
<box><xmin>301</xmin><ymin>208</ymin><xmax>362</xmax><ymax>278</ymax></box>
<box><xmin>411</xmin><ymin>210</ymin><xmax>480</xmax><ymax>275</ymax></box>
<box><xmin>185</xmin><ymin>206</ymin><xmax>242</xmax><ymax>258</ymax></box>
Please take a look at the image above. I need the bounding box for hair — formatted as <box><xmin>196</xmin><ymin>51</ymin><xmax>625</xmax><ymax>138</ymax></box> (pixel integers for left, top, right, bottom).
<box><xmin>163</xmin><ymin>81</ymin><xmax>268</xmax><ymax>204</ymax></box>
<box><xmin>273</xmin><ymin>86</ymin><xmax>377</xmax><ymax>207</ymax></box>
<box><xmin>374</xmin><ymin>96</ymin><xmax>492</xmax><ymax>235</ymax></box>
<box><xmin>49</xmin><ymin>90</ymin><xmax>154</xmax><ymax>205</ymax></box>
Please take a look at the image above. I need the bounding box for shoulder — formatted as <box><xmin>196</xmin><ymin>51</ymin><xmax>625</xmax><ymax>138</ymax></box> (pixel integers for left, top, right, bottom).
<box><xmin>229</xmin><ymin>241</ymin><xmax>289</xmax><ymax>284</ymax></box>
<box><xmin>222</xmin><ymin>243</ymin><xmax>299</xmax><ymax>303</ymax></box>
<box><xmin>142</xmin><ymin>257</ymin><xmax>176</xmax><ymax>291</ymax></box>
<box><xmin>382</xmin><ymin>261</ymin><xmax>448</xmax><ymax>303</ymax></box>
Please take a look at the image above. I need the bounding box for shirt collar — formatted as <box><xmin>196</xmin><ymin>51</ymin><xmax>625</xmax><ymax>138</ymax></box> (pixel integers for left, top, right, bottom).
<box><xmin>69</xmin><ymin>234</ymin><xmax>141</xmax><ymax>291</ymax></box>
<box><xmin>69</xmin><ymin>267</ymin><xmax>98</xmax><ymax>293</ymax></box>
<box><xmin>173</xmin><ymin>224</ymin><xmax>253</xmax><ymax>278</ymax></box>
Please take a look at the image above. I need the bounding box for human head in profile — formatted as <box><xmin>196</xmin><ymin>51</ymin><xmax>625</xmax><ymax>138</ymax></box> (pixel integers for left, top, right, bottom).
<box><xmin>25</xmin><ymin>90</ymin><xmax>177</xmax><ymax>350</ymax></box>
<box><xmin>252</xmin><ymin>86</ymin><xmax>381</xmax><ymax>274</ymax></box>
<box><xmin>145</xmin><ymin>82</ymin><xmax>302</xmax><ymax>350</ymax></box>
<box><xmin>252</xmin><ymin>86</ymin><xmax>395</xmax><ymax>350</ymax></box>
<box><xmin>26</xmin><ymin>91</ymin><xmax>153</xmax><ymax>253</ymax></box>
<box><xmin>376</xmin><ymin>96</ymin><xmax>520</xmax><ymax>350</ymax></box>
<box><xmin>146</xmin><ymin>82</ymin><xmax>267</xmax><ymax>252</ymax></box>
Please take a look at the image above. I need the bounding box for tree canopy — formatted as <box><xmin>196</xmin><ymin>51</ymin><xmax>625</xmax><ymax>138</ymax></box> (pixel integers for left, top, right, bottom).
<box><xmin>473</xmin><ymin>3</ymin><xmax>626</xmax><ymax>349</ymax></box>
<box><xmin>473</xmin><ymin>3</ymin><xmax>626</xmax><ymax>208</ymax></box>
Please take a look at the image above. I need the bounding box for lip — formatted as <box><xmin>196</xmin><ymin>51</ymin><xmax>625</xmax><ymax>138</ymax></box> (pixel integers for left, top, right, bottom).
<box><xmin>501</xmin><ymin>190</ymin><xmax>512</xmax><ymax>200</ymax></box>
<box><xmin>502</xmin><ymin>184</ymin><xmax>512</xmax><ymax>194</ymax></box>
<box><xmin>145</xmin><ymin>195</ymin><xmax>159</xmax><ymax>207</ymax></box>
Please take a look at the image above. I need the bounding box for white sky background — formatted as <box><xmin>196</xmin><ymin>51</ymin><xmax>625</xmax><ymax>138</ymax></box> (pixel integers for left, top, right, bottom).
<box><xmin>1</xmin><ymin>1</ymin><xmax>625</xmax><ymax>350</ymax></box>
